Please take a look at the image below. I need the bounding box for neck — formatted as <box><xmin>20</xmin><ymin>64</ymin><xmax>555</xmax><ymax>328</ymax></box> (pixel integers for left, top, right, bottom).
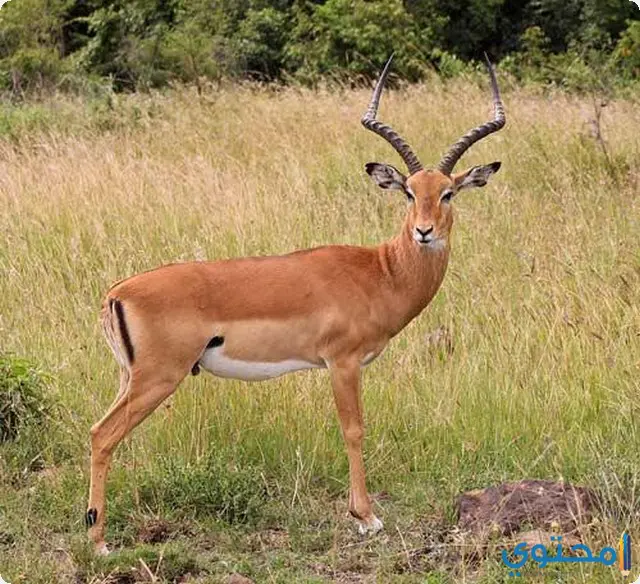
<box><xmin>377</xmin><ymin>217</ymin><xmax>450</xmax><ymax>336</ymax></box>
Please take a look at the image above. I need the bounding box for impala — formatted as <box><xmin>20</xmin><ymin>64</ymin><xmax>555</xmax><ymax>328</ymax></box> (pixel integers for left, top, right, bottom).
<box><xmin>86</xmin><ymin>55</ymin><xmax>505</xmax><ymax>554</ymax></box>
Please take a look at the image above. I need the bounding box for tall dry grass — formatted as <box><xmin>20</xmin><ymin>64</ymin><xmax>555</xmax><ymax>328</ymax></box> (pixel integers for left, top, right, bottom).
<box><xmin>0</xmin><ymin>81</ymin><xmax>638</xmax><ymax>582</ymax></box>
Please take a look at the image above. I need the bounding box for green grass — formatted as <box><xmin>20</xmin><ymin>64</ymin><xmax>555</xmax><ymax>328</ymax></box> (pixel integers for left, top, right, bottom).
<box><xmin>0</xmin><ymin>82</ymin><xmax>638</xmax><ymax>582</ymax></box>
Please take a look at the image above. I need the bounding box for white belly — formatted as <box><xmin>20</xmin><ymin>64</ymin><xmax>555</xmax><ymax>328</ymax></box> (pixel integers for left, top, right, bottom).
<box><xmin>199</xmin><ymin>347</ymin><xmax>324</xmax><ymax>381</ymax></box>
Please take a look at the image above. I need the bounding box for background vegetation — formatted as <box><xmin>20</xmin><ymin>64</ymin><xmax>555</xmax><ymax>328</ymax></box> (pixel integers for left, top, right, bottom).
<box><xmin>0</xmin><ymin>0</ymin><xmax>639</xmax><ymax>582</ymax></box>
<box><xmin>0</xmin><ymin>79</ymin><xmax>638</xmax><ymax>581</ymax></box>
<box><xmin>0</xmin><ymin>0</ymin><xmax>638</xmax><ymax>94</ymax></box>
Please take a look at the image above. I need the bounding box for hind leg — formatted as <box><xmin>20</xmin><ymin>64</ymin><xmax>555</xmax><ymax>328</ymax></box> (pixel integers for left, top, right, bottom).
<box><xmin>115</xmin><ymin>367</ymin><xmax>130</xmax><ymax>401</ymax></box>
<box><xmin>86</xmin><ymin>369</ymin><xmax>180</xmax><ymax>554</ymax></box>
<box><xmin>86</xmin><ymin>366</ymin><xmax>128</xmax><ymax>552</ymax></box>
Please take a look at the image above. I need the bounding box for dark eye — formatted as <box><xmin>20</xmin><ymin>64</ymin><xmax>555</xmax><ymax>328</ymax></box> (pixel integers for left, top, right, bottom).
<box><xmin>441</xmin><ymin>191</ymin><xmax>453</xmax><ymax>203</ymax></box>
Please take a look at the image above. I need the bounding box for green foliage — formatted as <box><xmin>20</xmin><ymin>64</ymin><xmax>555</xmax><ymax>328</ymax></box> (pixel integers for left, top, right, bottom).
<box><xmin>615</xmin><ymin>20</ymin><xmax>640</xmax><ymax>79</ymax></box>
<box><xmin>0</xmin><ymin>355</ymin><xmax>49</xmax><ymax>442</ymax></box>
<box><xmin>500</xmin><ymin>26</ymin><xmax>553</xmax><ymax>83</ymax></box>
<box><xmin>233</xmin><ymin>7</ymin><xmax>289</xmax><ymax>80</ymax></box>
<box><xmin>430</xmin><ymin>48</ymin><xmax>474</xmax><ymax>78</ymax></box>
<box><xmin>578</xmin><ymin>0</ymin><xmax>638</xmax><ymax>48</ymax></box>
<box><xmin>429</xmin><ymin>0</ymin><xmax>507</xmax><ymax>60</ymax></box>
<box><xmin>138</xmin><ymin>452</ymin><xmax>267</xmax><ymax>524</ymax></box>
<box><xmin>153</xmin><ymin>20</ymin><xmax>222</xmax><ymax>86</ymax></box>
<box><xmin>285</xmin><ymin>0</ymin><xmax>438</xmax><ymax>83</ymax></box>
<box><xmin>0</xmin><ymin>0</ymin><xmax>638</xmax><ymax>92</ymax></box>
<box><xmin>525</xmin><ymin>0</ymin><xmax>584</xmax><ymax>51</ymax></box>
<box><xmin>76</xmin><ymin>0</ymin><xmax>179</xmax><ymax>90</ymax></box>
<box><xmin>501</xmin><ymin>19</ymin><xmax>639</xmax><ymax>93</ymax></box>
<box><xmin>0</xmin><ymin>0</ymin><xmax>71</xmax><ymax>93</ymax></box>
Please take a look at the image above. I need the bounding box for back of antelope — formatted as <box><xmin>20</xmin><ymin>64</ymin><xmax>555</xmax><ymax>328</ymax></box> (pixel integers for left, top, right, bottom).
<box><xmin>86</xmin><ymin>55</ymin><xmax>505</xmax><ymax>555</ymax></box>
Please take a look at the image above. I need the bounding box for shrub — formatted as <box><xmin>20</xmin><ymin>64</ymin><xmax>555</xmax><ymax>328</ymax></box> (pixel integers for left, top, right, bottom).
<box><xmin>614</xmin><ymin>20</ymin><xmax>640</xmax><ymax>80</ymax></box>
<box><xmin>285</xmin><ymin>0</ymin><xmax>436</xmax><ymax>84</ymax></box>
<box><xmin>138</xmin><ymin>452</ymin><xmax>267</xmax><ymax>525</ymax></box>
<box><xmin>0</xmin><ymin>354</ymin><xmax>49</xmax><ymax>442</ymax></box>
<box><xmin>0</xmin><ymin>0</ymin><xmax>71</xmax><ymax>94</ymax></box>
<box><xmin>0</xmin><ymin>0</ymin><xmax>637</xmax><ymax>93</ymax></box>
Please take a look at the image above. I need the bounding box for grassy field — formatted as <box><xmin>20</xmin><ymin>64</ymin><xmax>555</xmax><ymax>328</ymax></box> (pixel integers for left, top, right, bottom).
<box><xmin>0</xmin><ymin>79</ymin><xmax>639</xmax><ymax>583</ymax></box>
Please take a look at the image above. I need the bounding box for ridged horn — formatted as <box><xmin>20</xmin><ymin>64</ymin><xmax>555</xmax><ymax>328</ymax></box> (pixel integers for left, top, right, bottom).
<box><xmin>437</xmin><ymin>54</ymin><xmax>506</xmax><ymax>176</ymax></box>
<box><xmin>361</xmin><ymin>55</ymin><xmax>423</xmax><ymax>176</ymax></box>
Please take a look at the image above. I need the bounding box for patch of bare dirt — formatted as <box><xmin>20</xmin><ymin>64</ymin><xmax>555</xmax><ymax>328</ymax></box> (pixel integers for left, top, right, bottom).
<box><xmin>446</xmin><ymin>479</ymin><xmax>599</xmax><ymax>572</ymax></box>
<box><xmin>136</xmin><ymin>518</ymin><xmax>190</xmax><ymax>544</ymax></box>
<box><xmin>456</xmin><ymin>479</ymin><xmax>597</xmax><ymax>538</ymax></box>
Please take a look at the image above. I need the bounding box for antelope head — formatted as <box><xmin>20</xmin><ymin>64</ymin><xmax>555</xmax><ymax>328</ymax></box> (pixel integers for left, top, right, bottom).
<box><xmin>362</xmin><ymin>55</ymin><xmax>505</xmax><ymax>249</ymax></box>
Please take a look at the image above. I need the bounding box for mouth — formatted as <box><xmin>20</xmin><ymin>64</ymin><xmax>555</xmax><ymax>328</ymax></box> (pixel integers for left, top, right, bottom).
<box><xmin>413</xmin><ymin>234</ymin><xmax>445</xmax><ymax>249</ymax></box>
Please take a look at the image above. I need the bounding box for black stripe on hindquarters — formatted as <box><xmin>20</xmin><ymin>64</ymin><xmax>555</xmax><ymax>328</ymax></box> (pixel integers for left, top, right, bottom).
<box><xmin>112</xmin><ymin>299</ymin><xmax>135</xmax><ymax>364</ymax></box>
<box><xmin>191</xmin><ymin>336</ymin><xmax>224</xmax><ymax>376</ymax></box>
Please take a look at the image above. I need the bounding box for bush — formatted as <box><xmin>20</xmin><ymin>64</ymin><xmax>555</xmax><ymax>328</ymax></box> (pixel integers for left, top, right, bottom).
<box><xmin>500</xmin><ymin>23</ymin><xmax>636</xmax><ymax>93</ymax></box>
<box><xmin>0</xmin><ymin>354</ymin><xmax>49</xmax><ymax>442</ymax></box>
<box><xmin>138</xmin><ymin>452</ymin><xmax>267</xmax><ymax>525</ymax></box>
<box><xmin>0</xmin><ymin>0</ymin><xmax>637</xmax><ymax>92</ymax></box>
<box><xmin>154</xmin><ymin>21</ymin><xmax>223</xmax><ymax>87</ymax></box>
<box><xmin>0</xmin><ymin>0</ymin><xmax>71</xmax><ymax>94</ymax></box>
<box><xmin>232</xmin><ymin>7</ymin><xmax>289</xmax><ymax>81</ymax></box>
<box><xmin>614</xmin><ymin>20</ymin><xmax>640</xmax><ymax>80</ymax></box>
<box><xmin>285</xmin><ymin>0</ymin><xmax>436</xmax><ymax>84</ymax></box>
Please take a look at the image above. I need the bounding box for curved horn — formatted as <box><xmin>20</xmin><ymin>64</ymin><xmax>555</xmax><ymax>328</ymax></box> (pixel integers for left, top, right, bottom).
<box><xmin>361</xmin><ymin>55</ymin><xmax>423</xmax><ymax>175</ymax></box>
<box><xmin>437</xmin><ymin>54</ymin><xmax>506</xmax><ymax>176</ymax></box>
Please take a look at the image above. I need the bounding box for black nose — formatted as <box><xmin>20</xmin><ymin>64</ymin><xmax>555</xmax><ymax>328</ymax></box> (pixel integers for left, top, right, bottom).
<box><xmin>415</xmin><ymin>226</ymin><xmax>434</xmax><ymax>237</ymax></box>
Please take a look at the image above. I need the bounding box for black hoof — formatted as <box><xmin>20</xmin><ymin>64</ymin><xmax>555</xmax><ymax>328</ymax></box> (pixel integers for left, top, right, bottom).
<box><xmin>85</xmin><ymin>508</ymin><xmax>98</xmax><ymax>528</ymax></box>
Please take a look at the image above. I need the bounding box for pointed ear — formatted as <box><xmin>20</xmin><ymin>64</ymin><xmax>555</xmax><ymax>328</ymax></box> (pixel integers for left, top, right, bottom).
<box><xmin>453</xmin><ymin>161</ymin><xmax>501</xmax><ymax>191</ymax></box>
<box><xmin>365</xmin><ymin>162</ymin><xmax>408</xmax><ymax>192</ymax></box>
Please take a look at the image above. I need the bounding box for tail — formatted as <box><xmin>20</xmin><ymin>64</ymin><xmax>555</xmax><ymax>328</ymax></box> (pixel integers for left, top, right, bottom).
<box><xmin>101</xmin><ymin>297</ymin><xmax>135</xmax><ymax>368</ymax></box>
